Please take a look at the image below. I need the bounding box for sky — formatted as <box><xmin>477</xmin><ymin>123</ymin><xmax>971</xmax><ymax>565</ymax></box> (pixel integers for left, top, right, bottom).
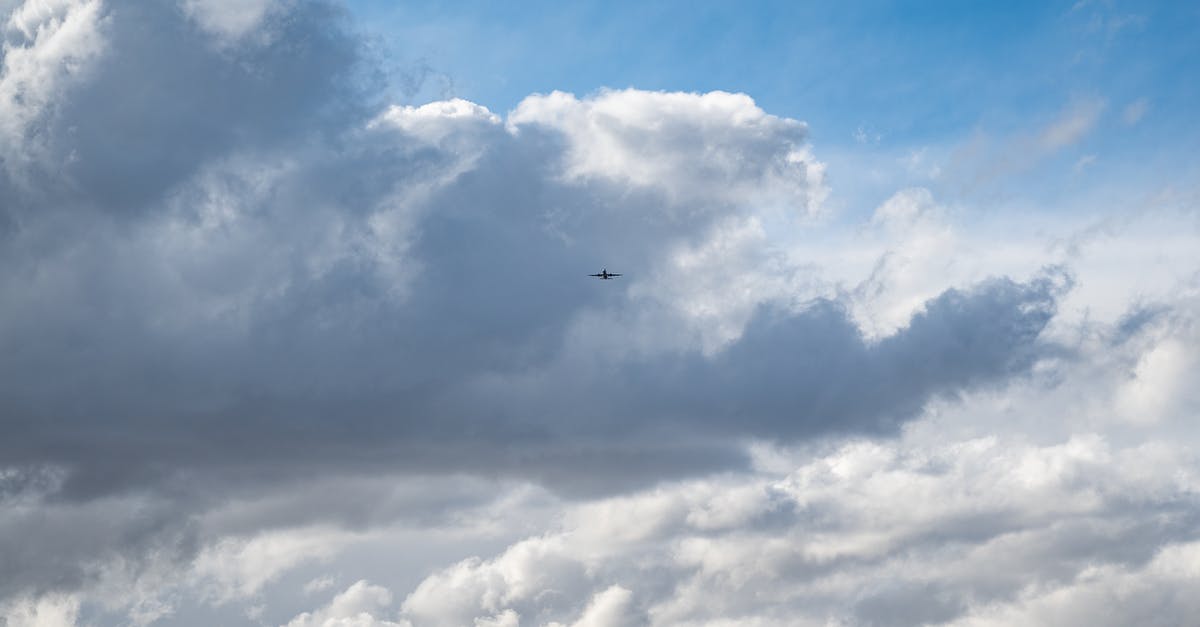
<box><xmin>0</xmin><ymin>1</ymin><xmax>1198</xmax><ymax>626</ymax></box>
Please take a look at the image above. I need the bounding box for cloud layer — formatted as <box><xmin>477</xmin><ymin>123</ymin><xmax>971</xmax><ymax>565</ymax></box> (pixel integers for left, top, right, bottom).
<box><xmin>2</xmin><ymin>1</ymin><xmax>1198</xmax><ymax>625</ymax></box>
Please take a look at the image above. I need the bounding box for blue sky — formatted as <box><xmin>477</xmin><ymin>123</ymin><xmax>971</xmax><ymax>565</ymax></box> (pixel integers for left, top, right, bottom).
<box><xmin>350</xmin><ymin>0</ymin><xmax>1199</xmax><ymax>216</ymax></box>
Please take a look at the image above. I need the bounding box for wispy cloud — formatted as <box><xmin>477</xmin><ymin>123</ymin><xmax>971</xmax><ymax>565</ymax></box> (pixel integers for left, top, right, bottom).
<box><xmin>1123</xmin><ymin>97</ymin><xmax>1150</xmax><ymax>125</ymax></box>
<box><xmin>947</xmin><ymin>98</ymin><xmax>1107</xmax><ymax>192</ymax></box>
<box><xmin>1038</xmin><ymin>99</ymin><xmax>1105</xmax><ymax>151</ymax></box>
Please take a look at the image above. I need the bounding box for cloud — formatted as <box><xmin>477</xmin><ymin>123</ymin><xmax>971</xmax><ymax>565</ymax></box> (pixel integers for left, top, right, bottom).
<box><xmin>0</xmin><ymin>472</ymin><xmax>196</xmax><ymax>603</ymax></box>
<box><xmin>1122</xmin><ymin>97</ymin><xmax>1149</xmax><ymax>125</ymax></box>
<box><xmin>331</xmin><ymin>406</ymin><xmax>1198</xmax><ymax>626</ymax></box>
<box><xmin>1</xmin><ymin>0</ymin><xmax>364</xmax><ymax>219</ymax></box>
<box><xmin>0</xmin><ymin>0</ymin><xmax>1059</xmax><ymax>511</ymax></box>
<box><xmin>179</xmin><ymin>0</ymin><xmax>277</xmax><ymax>42</ymax></box>
<box><xmin>191</xmin><ymin>527</ymin><xmax>350</xmax><ymax>604</ymax></box>
<box><xmin>951</xmin><ymin>541</ymin><xmax>1200</xmax><ymax>626</ymax></box>
<box><xmin>557</xmin><ymin>586</ymin><xmax>638</xmax><ymax>627</ymax></box>
<box><xmin>508</xmin><ymin>89</ymin><xmax>825</xmax><ymax>214</ymax></box>
<box><xmin>1</xmin><ymin>1</ymin><xmax>1197</xmax><ymax>624</ymax></box>
<box><xmin>946</xmin><ymin>99</ymin><xmax>1106</xmax><ymax>191</ymax></box>
<box><xmin>284</xmin><ymin>580</ymin><xmax>408</xmax><ymax>627</ymax></box>
<box><xmin>305</xmin><ymin>576</ymin><xmax>337</xmax><ymax>595</ymax></box>
<box><xmin>1037</xmin><ymin>99</ymin><xmax>1105</xmax><ymax>151</ymax></box>
<box><xmin>0</xmin><ymin>593</ymin><xmax>80</xmax><ymax>627</ymax></box>
<box><xmin>259</xmin><ymin>211</ymin><xmax>1200</xmax><ymax>627</ymax></box>
<box><xmin>0</xmin><ymin>0</ymin><xmax>106</xmax><ymax>179</ymax></box>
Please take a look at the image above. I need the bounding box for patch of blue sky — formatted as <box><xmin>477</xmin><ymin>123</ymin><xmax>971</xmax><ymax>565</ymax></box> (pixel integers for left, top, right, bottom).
<box><xmin>347</xmin><ymin>0</ymin><xmax>1199</xmax><ymax>219</ymax></box>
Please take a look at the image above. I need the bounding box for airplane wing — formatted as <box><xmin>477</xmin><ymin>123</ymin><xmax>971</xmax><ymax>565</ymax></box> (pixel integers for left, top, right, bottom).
<box><xmin>610</xmin><ymin>273</ymin><xmax>622</xmax><ymax>277</ymax></box>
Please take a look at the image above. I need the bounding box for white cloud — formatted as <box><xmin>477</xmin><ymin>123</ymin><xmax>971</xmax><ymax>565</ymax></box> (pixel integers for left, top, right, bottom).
<box><xmin>853</xmin><ymin>123</ymin><xmax>882</xmax><ymax>145</ymax></box>
<box><xmin>555</xmin><ymin>586</ymin><xmax>637</xmax><ymax>627</ymax></box>
<box><xmin>400</xmin><ymin>536</ymin><xmax>593</xmax><ymax>627</ymax></box>
<box><xmin>472</xmin><ymin>610</ymin><xmax>519</xmax><ymax>627</ymax></box>
<box><xmin>848</xmin><ymin>187</ymin><xmax>961</xmax><ymax>337</ymax></box>
<box><xmin>179</xmin><ymin>0</ymin><xmax>276</xmax><ymax>42</ymax></box>
<box><xmin>0</xmin><ymin>594</ymin><xmax>80</xmax><ymax>627</ymax></box>
<box><xmin>625</xmin><ymin>215</ymin><xmax>811</xmax><ymax>353</ymax></box>
<box><xmin>373</xmin><ymin>98</ymin><xmax>501</xmax><ymax>150</ymax></box>
<box><xmin>383</xmin><ymin>406</ymin><xmax>1200</xmax><ymax>626</ymax></box>
<box><xmin>951</xmin><ymin>541</ymin><xmax>1200</xmax><ymax>626</ymax></box>
<box><xmin>284</xmin><ymin>580</ymin><xmax>410</xmax><ymax>627</ymax></box>
<box><xmin>0</xmin><ymin>0</ymin><xmax>106</xmax><ymax>173</ymax></box>
<box><xmin>191</xmin><ymin>527</ymin><xmax>352</xmax><ymax>603</ymax></box>
<box><xmin>305</xmin><ymin>576</ymin><xmax>338</xmax><ymax>595</ymax></box>
<box><xmin>869</xmin><ymin>186</ymin><xmax>938</xmax><ymax>228</ymax></box>
<box><xmin>509</xmin><ymin>89</ymin><xmax>826</xmax><ymax>215</ymax></box>
<box><xmin>1114</xmin><ymin>314</ymin><xmax>1200</xmax><ymax>425</ymax></box>
<box><xmin>900</xmin><ymin>148</ymin><xmax>941</xmax><ymax>180</ymax></box>
<box><xmin>338</xmin><ymin>273</ymin><xmax>1199</xmax><ymax>626</ymax></box>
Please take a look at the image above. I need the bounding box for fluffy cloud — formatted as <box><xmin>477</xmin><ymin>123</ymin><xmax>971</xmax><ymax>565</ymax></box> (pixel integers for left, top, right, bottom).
<box><xmin>0</xmin><ymin>0</ymin><xmax>1054</xmax><ymax>505</ymax></box>
<box><xmin>0</xmin><ymin>0</ymin><xmax>105</xmax><ymax>176</ymax></box>
<box><xmin>1</xmin><ymin>0</ymin><xmax>1197</xmax><ymax>625</ymax></box>
<box><xmin>0</xmin><ymin>593</ymin><xmax>81</xmax><ymax>627</ymax></box>
<box><xmin>376</xmin><ymin>310</ymin><xmax>1200</xmax><ymax>624</ymax></box>
<box><xmin>283</xmin><ymin>296</ymin><xmax>1200</xmax><ymax>627</ymax></box>
<box><xmin>284</xmin><ymin>580</ymin><xmax>408</xmax><ymax>627</ymax></box>
<box><xmin>508</xmin><ymin>89</ymin><xmax>825</xmax><ymax>213</ymax></box>
<box><xmin>337</xmin><ymin>396</ymin><xmax>1200</xmax><ymax>626</ymax></box>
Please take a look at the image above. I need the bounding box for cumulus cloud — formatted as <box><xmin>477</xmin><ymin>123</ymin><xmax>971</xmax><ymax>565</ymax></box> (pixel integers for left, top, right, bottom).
<box><xmin>374</xmin><ymin>304</ymin><xmax>1200</xmax><ymax>624</ymax></box>
<box><xmin>508</xmin><ymin>89</ymin><xmax>826</xmax><ymax>213</ymax></box>
<box><xmin>0</xmin><ymin>0</ymin><xmax>1054</xmax><ymax>508</ymax></box>
<box><xmin>284</xmin><ymin>580</ymin><xmax>408</xmax><ymax>627</ymax></box>
<box><xmin>332</xmin><ymin>392</ymin><xmax>1200</xmax><ymax>626</ymax></box>
<box><xmin>253</xmin><ymin>199</ymin><xmax>1199</xmax><ymax>627</ymax></box>
<box><xmin>2</xmin><ymin>0</ymin><xmax>1197</xmax><ymax>625</ymax></box>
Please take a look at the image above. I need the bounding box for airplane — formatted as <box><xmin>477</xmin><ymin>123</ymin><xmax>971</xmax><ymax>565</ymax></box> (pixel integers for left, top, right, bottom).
<box><xmin>589</xmin><ymin>268</ymin><xmax>622</xmax><ymax>280</ymax></box>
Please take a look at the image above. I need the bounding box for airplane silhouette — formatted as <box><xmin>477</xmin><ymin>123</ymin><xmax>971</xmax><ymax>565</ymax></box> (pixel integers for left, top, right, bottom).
<box><xmin>589</xmin><ymin>268</ymin><xmax>622</xmax><ymax>280</ymax></box>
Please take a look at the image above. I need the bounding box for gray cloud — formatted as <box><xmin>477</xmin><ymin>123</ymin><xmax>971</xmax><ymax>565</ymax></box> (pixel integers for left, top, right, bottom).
<box><xmin>3</xmin><ymin>0</ymin><xmax>367</xmax><ymax>218</ymax></box>
<box><xmin>0</xmin><ymin>0</ymin><xmax>1063</xmax><ymax>506</ymax></box>
<box><xmin>0</xmin><ymin>0</ymin><xmax>1095</xmax><ymax>617</ymax></box>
